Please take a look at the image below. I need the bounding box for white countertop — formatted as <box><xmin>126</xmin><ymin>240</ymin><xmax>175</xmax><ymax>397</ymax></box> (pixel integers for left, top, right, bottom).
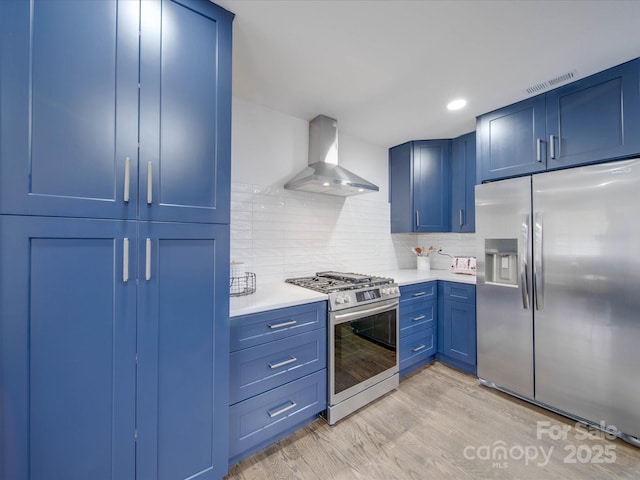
<box><xmin>229</xmin><ymin>269</ymin><xmax>475</xmax><ymax>318</ymax></box>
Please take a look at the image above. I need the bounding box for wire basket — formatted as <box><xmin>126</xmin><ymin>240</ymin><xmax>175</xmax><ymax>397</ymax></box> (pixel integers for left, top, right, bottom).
<box><xmin>230</xmin><ymin>272</ymin><xmax>256</xmax><ymax>297</ymax></box>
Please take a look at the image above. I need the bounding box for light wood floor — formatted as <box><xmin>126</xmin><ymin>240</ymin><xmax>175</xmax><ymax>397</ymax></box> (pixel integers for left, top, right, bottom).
<box><xmin>226</xmin><ymin>362</ymin><xmax>640</xmax><ymax>479</ymax></box>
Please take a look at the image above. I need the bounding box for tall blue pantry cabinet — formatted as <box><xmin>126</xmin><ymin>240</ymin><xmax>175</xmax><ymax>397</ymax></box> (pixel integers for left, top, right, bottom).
<box><xmin>0</xmin><ymin>1</ymin><xmax>233</xmax><ymax>479</ymax></box>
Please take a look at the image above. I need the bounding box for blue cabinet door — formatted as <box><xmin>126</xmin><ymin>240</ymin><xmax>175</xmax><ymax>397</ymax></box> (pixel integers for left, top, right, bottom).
<box><xmin>139</xmin><ymin>0</ymin><xmax>233</xmax><ymax>224</ymax></box>
<box><xmin>414</xmin><ymin>140</ymin><xmax>451</xmax><ymax>232</ymax></box>
<box><xmin>546</xmin><ymin>59</ymin><xmax>640</xmax><ymax>169</ymax></box>
<box><xmin>389</xmin><ymin>142</ymin><xmax>414</xmax><ymax>233</ymax></box>
<box><xmin>0</xmin><ymin>0</ymin><xmax>139</xmax><ymax>219</ymax></box>
<box><xmin>451</xmin><ymin>132</ymin><xmax>476</xmax><ymax>232</ymax></box>
<box><xmin>0</xmin><ymin>215</ymin><xmax>137</xmax><ymax>480</ymax></box>
<box><xmin>477</xmin><ymin>95</ymin><xmax>547</xmax><ymax>182</ymax></box>
<box><xmin>437</xmin><ymin>282</ymin><xmax>476</xmax><ymax>375</ymax></box>
<box><xmin>136</xmin><ymin>221</ymin><xmax>230</xmax><ymax>480</ymax></box>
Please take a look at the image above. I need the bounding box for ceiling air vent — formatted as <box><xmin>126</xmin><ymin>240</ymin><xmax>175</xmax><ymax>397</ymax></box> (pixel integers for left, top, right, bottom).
<box><xmin>524</xmin><ymin>70</ymin><xmax>577</xmax><ymax>96</ymax></box>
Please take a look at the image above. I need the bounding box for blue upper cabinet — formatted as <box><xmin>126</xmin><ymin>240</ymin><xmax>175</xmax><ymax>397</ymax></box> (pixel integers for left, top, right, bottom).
<box><xmin>477</xmin><ymin>95</ymin><xmax>547</xmax><ymax>182</ymax></box>
<box><xmin>450</xmin><ymin>132</ymin><xmax>476</xmax><ymax>233</ymax></box>
<box><xmin>477</xmin><ymin>58</ymin><xmax>640</xmax><ymax>182</ymax></box>
<box><xmin>139</xmin><ymin>0</ymin><xmax>232</xmax><ymax>224</ymax></box>
<box><xmin>0</xmin><ymin>0</ymin><xmax>233</xmax><ymax>224</ymax></box>
<box><xmin>390</xmin><ymin>140</ymin><xmax>451</xmax><ymax>233</ymax></box>
<box><xmin>0</xmin><ymin>0</ymin><xmax>140</xmax><ymax>219</ymax></box>
<box><xmin>546</xmin><ymin>59</ymin><xmax>640</xmax><ymax>170</ymax></box>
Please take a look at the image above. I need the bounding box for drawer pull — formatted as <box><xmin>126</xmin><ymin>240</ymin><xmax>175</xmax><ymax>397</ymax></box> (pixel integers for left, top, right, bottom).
<box><xmin>267</xmin><ymin>401</ymin><xmax>297</xmax><ymax>418</ymax></box>
<box><xmin>412</xmin><ymin>344</ymin><xmax>426</xmax><ymax>352</ymax></box>
<box><xmin>412</xmin><ymin>291</ymin><xmax>427</xmax><ymax>297</ymax></box>
<box><xmin>268</xmin><ymin>319</ymin><xmax>297</xmax><ymax>329</ymax></box>
<box><xmin>411</xmin><ymin>314</ymin><xmax>426</xmax><ymax>322</ymax></box>
<box><xmin>268</xmin><ymin>356</ymin><xmax>297</xmax><ymax>369</ymax></box>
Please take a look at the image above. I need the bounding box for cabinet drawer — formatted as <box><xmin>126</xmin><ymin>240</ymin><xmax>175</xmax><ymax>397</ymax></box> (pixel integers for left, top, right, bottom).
<box><xmin>399</xmin><ymin>299</ymin><xmax>435</xmax><ymax>336</ymax></box>
<box><xmin>231</xmin><ymin>302</ymin><xmax>326</xmax><ymax>351</ymax></box>
<box><xmin>400</xmin><ymin>282</ymin><xmax>436</xmax><ymax>302</ymax></box>
<box><xmin>229</xmin><ymin>370</ymin><xmax>327</xmax><ymax>459</ymax></box>
<box><xmin>442</xmin><ymin>282</ymin><xmax>475</xmax><ymax>304</ymax></box>
<box><xmin>399</xmin><ymin>326</ymin><xmax>436</xmax><ymax>371</ymax></box>
<box><xmin>230</xmin><ymin>329</ymin><xmax>326</xmax><ymax>404</ymax></box>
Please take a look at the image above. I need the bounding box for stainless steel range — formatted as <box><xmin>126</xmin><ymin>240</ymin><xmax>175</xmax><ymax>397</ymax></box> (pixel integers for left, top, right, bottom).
<box><xmin>286</xmin><ymin>272</ymin><xmax>400</xmax><ymax>424</ymax></box>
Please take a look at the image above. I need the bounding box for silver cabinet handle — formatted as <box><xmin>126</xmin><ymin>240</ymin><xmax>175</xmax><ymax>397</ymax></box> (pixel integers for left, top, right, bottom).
<box><xmin>412</xmin><ymin>291</ymin><xmax>427</xmax><ymax>297</ymax></box>
<box><xmin>147</xmin><ymin>161</ymin><xmax>153</xmax><ymax>204</ymax></box>
<box><xmin>267</xmin><ymin>401</ymin><xmax>297</xmax><ymax>418</ymax></box>
<box><xmin>123</xmin><ymin>238</ymin><xmax>129</xmax><ymax>283</ymax></box>
<box><xmin>412</xmin><ymin>314</ymin><xmax>426</xmax><ymax>322</ymax></box>
<box><xmin>268</xmin><ymin>319</ymin><xmax>297</xmax><ymax>329</ymax></box>
<box><xmin>459</xmin><ymin>209</ymin><xmax>464</xmax><ymax>228</ymax></box>
<box><xmin>124</xmin><ymin>157</ymin><xmax>131</xmax><ymax>203</ymax></box>
<box><xmin>549</xmin><ymin>134</ymin><xmax>556</xmax><ymax>159</ymax></box>
<box><xmin>145</xmin><ymin>238</ymin><xmax>151</xmax><ymax>281</ymax></box>
<box><xmin>519</xmin><ymin>214</ymin><xmax>530</xmax><ymax>310</ymax></box>
<box><xmin>268</xmin><ymin>356</ymin><xmax>297</xmax><ymax>369</ymax></box>
<box><xmin>534</xmin><ymin>212</ymin><xmax>544</xmax><ymax>310</ymax></box>
<box><xmin>412</xmin><ymin>344</ymin><xmax>426</xmax><ymax>353</ymax></box>
<box><xmin>536</xmin><ymin>138</ymin><xmax>542</xmax><ymax>162</ymax></box>
<box><xmin>415</xmin><ymin>210</ymin><xmax>420</xmax><ymax>228</ymax></box>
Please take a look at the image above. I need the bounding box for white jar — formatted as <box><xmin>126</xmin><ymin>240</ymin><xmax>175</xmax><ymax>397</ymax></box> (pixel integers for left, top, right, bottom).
<box><xmin>417</xmin><ymin>256</ymin><xmax>431</xmax><ymax>271</ymax></box>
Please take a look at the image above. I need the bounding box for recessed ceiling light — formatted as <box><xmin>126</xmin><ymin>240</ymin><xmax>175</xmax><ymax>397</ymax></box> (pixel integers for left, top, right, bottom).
<box><xmin>447</xmin><ymin>98</ymin><xmax>467</xmax><ymax>111</ymax></box>
<box><xmin>322</xmin><ymin>182</ymin><xmax>330</xmax><ymax>187</ymax></box>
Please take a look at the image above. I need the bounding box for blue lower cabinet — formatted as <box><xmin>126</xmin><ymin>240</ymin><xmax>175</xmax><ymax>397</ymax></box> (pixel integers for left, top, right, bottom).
<box><xmin>229</xmin><ymin>302</ymin><xmax>327</xmax><ymax>465</ymax></box>
<box><xmin>437</xmin><ymin>281</ymin><xmax>477</xmax><ymax>375</ymax></box>
<box><xmin>400</xmin><ymin>326</ymin><xmax>437</xmax><ymax>373</ymax></box>
<box><xmin>228</xmin><ymin>370</ymin><xmax>326</xmax><ymax>463</ymax></box>
<box><xmin>0</xmin><ymin>216</ymin><xmax>137</xmax><ymax>480</ymax></box>
<box><xmin>399</xmin><ymin>282</ymin><xmax>438</xmax><ymax>376</ymax></box>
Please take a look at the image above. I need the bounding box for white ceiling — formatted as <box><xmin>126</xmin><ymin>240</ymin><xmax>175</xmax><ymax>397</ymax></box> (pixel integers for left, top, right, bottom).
<box><xmin>214</xmin><ymin>0</ymin><xmax>640</xmax><ymax>148</ymax></box>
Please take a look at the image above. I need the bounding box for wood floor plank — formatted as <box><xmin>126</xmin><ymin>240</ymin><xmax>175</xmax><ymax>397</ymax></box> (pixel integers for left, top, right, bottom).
<box><xmin>226</xmin><ymin>362</ymin><xmax>640</xmax><ymax>479</ymax></box>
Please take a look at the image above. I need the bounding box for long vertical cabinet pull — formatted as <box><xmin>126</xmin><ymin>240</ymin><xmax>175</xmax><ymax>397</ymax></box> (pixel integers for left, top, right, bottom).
<box><xmin>147</xmin><ymin>162</ymin><xmax>153</xmax><ymax>204</ymax></box>
<box><xmin>549</xmin><ymin>135</ymin><xmax>556</xmax><ymax>159</ymax></box>
<box><xmin>123</xmin><ymin>238</ymin><xmax>129</xmax><ymax>283</ymax></box>
<box><xmin>519</xmin><ymin>214</ymin><xmax>530</xmax><ymax>309</ymax></box>
<box><xmin>459</xmin><ymin>209</ymin><xmax>464</xmax><ymax>228</ymax></box>
<box><xmin>415</xmin><ymin>210</ymin><xmax>420</xmax><ymax>228</ymax></box>
<box><xmin>534</xmin><ymin>212</ymin><xmax>544</xmax><ymax>310</ymax></box>
<box><xmin>123</xmin><ymin>157</ymin><xmax>131</xmax><ymax>203</ymax></box>
<box><xmin>536</xmin><ymin>139</ymin><xmax>543</xmax><ymax>162</ymax></box>
<box><xmin>145</xmin><ymin>238</ymin><xmax>152</xmax><ymax>281</ymax></box>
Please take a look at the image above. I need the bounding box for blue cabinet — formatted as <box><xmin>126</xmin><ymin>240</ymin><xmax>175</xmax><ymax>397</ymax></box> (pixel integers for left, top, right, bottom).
<box><xmin>136</xmin><ymin>222</ymin><xmax>230</xmax><ymax>480</ymax></box>
<box><xmin>0</xmin><ymin>216</ymin><xmax>138</xmax><ymax>480</ymax></box>
<box><xmin>0</xmin><ymin>0</ymin><xmax>232</xmax><ymax>224</ymax></box>
<box><xmin>390</xmin><ymin>140</ymin><xmax>451</xmax><ymax>233</ymax></box>
<box><xmin>0</xmin><ymin>1</ymin><xmax>233</xmax><ymax>479</ymax></box>
<box><xmin>477</xmin><ymin>96</ymin><xmax>547</xmax><ymax>182</ymax></box>
<box><xmin>437</xmin><ymin>282</ymin><xmax>476</xmax><ymax>375</ymax></box>
<box><xmin>451</xmin><ymin>132</ymin><xmax>476</xmax><ymax>233</ymax></box>
<box><xmin>477</xmin><ymin>58</ymin><xmax>640</xmax><ymax>182</ymax></box>
<box><xmin>546</xmin><ymin>59</ymin><xmax>640</xmax><ymax>170</ymax></box>
<box><xmin>0</xmin><ymin>217</ymin><xmax>230</xmax><ymax>480</ymax></box>
<box><xmin>398</xmin><ymin>282</ymin><xmax>437</xmax><ymax>376</ymax></box>
<box><xmin>229</xmin><ymin>303</ymin><xmax>327</xmax><ymax>465</ymax></box>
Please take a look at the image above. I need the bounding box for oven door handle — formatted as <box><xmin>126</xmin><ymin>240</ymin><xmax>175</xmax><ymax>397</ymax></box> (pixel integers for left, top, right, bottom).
<box><xmin>333</xmin><ymin>301</ymin><xmax>399</xmax><ymax>322</ymax></box>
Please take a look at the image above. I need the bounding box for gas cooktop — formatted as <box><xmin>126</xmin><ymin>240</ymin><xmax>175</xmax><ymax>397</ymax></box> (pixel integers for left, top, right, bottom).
<box><xmin>286</xmin><ymin>271</ymin><xmax>394</xmax><ymax>293</ymax></box>
<box><xmin>286</xmin><ymin>271</ymin><xmax>399</xmax><ymax>311</ymax></box>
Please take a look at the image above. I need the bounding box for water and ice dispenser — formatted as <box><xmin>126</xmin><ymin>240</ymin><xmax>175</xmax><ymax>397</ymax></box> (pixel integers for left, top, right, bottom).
<box><xmin>485</xmin><ymin>239</ymin><xmax>518</xmax><ymax>286</ymax></box>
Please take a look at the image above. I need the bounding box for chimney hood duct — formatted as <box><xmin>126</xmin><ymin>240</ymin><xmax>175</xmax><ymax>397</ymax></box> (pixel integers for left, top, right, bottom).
<box><xmin>284</xmin><ymin>115</ymin><xmax>379</xmax><ymax>196</ymax></box>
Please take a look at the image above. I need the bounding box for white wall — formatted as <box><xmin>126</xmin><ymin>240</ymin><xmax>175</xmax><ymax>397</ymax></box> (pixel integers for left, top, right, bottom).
<box><xmin>230</xmin><ymin>97</ymin><xmax>475</xmax><ymax>285</ymax></box>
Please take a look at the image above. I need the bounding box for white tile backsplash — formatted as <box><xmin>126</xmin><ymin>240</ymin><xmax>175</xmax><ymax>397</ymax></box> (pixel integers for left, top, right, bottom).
<box><xmin>230</xmin><ymin>181</ymin><xmax>477</xmax><ymax>285</ymax></box>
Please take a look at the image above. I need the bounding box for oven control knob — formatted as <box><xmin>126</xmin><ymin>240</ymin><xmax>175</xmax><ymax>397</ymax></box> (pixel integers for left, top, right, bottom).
<box><xmin>381</xmin><ymin>288</ymin><xmax>389</xmax><ymax>295</ymax></box>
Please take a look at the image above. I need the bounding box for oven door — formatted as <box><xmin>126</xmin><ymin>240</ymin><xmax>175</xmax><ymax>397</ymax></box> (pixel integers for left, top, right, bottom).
<box><xmin>328</xmin><ymin>298</ymin><xmax>399</xmax><ymax>406</ymax></box>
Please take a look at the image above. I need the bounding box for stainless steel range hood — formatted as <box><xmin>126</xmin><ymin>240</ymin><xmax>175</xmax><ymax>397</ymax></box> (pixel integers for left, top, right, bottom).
<box><xmin>284</xmin><ymin>115</ymin><xmax>379</xmax><ymax>196</ymax></box>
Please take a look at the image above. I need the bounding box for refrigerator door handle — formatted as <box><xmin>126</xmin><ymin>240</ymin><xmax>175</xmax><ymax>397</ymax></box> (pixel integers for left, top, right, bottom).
<box><xmin>519</xmin><ymin>213</ymin><xmax>530</xmax><ymax>309</ymax></box>
<box><xmin>534</xmin><ymin>212</ymin><xmax>544</xmax><ymax>310</ymax></box>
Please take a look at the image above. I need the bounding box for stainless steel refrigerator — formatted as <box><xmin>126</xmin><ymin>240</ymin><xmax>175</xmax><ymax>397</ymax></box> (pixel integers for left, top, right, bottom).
<box><xmin>476</xmin><ymin>158</ymin><xmax>640</xmax><ymax>445</ymax></box>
